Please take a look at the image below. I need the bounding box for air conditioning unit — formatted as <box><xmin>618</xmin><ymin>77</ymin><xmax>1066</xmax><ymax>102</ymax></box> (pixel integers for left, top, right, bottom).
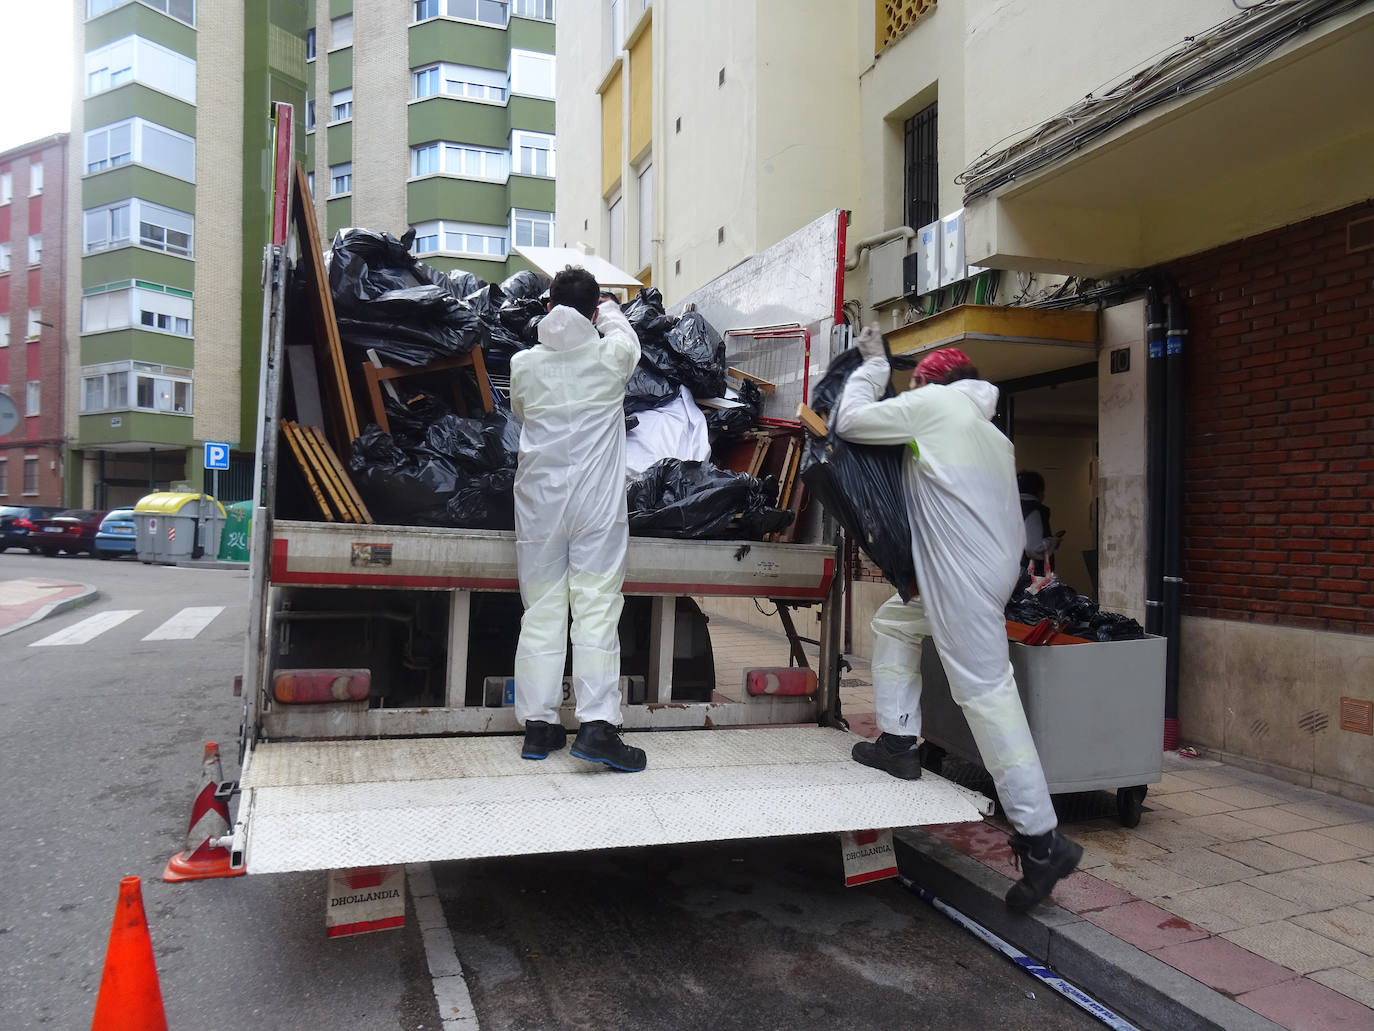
<box><xmin>867</xmin><ymin>235</ymin><xmax>908</xmax><ymax>307</ymax></box>
<box><xmin>903</xmin><ymin>220</ymin><xmax>942</xmax><ymax>296</ymax></box>
<box><xmin>939</xmin><ymin>209</ymin><xmax>966</xmax><ymax>287</ymax></box>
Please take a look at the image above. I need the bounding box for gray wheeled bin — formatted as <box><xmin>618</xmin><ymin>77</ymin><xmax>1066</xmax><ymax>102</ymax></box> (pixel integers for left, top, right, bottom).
<box><xmin>133</xmin><ymin>492</ymin><xmax>227</xmax><ymax>564</ymax></box>
<box><xmin>918</xmin><ymin>633</ymin><xmax>1166</xmax><ymax>827</ymax></box>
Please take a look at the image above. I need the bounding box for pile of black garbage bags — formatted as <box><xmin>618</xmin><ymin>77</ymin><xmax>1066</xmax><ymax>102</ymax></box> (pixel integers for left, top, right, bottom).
<box><xmin>1006</xmin><ymin>578</ymin><xmax>1145</xmax><ymax>642</ymax></box>
<box><xmin>331</xmin><ymin>228</ymin><xmax>786</xmax><ymax>537</ymax></box>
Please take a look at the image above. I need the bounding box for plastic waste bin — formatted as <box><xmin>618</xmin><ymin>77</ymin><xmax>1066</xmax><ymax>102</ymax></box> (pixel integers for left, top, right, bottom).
<box><xmin>217</xmin><ymin>501</ymin><xmax>252</xmax><ymax>562</ymax></box>
<box><xmin>133</xmin><ymin>492</ymin><xmax>227</xmax><ymax>564</ymax></box>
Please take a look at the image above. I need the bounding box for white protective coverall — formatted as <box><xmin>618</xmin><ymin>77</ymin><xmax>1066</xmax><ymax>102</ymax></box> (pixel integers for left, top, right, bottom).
<box><xmin>624</xmin><ymin>386</ymin><xmax>711</xmax><ymax>481</ymax></box>
<box><xmin>510</xmin><ymin>300</ymin><xmax>641</xmax><ymax>726</ymax></box>
<box><xmin>833</xmin><ymin>357</ymin><xmax>1056</xmax><ymax>835</ymax></box>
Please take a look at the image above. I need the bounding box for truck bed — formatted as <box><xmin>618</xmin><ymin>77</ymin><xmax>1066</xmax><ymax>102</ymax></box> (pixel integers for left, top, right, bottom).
<box><xmin>236</xmin><ymin>727</ymin><xmax>990</xmax><ymax>874</ymax></box>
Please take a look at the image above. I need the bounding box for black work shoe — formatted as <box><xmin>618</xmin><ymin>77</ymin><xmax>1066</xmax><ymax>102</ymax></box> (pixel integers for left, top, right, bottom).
<box><xmin>1005</xmin><ymin>829</ymin><xmax>1083</xmax><ymax>911</ymax></box>
<box><xmin>851</xmin><ymin>733</ymin><xmax>923</xmax><ymax>780</ymax></box>
<box><xmin>521</xmin><ymin>720</ymin><xmax>568</xmax><ymax>760</ymax></box>
<box><xmin>570</xmin><ymin>721</ymin><xmax>647</xmax><ymax>772</ymax></box>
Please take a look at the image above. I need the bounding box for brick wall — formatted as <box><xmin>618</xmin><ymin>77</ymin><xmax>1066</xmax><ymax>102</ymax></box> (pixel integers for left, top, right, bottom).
<box><xmin>1170</xmin><ymin>199</ymin><xmax>1374</xmax><ymax>634</ymax></box>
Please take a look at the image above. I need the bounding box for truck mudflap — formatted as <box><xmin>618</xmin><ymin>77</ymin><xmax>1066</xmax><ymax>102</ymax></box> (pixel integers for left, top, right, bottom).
<box><xmin>236</xmin><ymin>727</ymin><xmax>991</xmax><ymax>874</ymax></box>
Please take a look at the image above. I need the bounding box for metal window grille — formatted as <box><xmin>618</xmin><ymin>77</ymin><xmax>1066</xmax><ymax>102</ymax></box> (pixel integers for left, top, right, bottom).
<box><xmin>904</xmin><ymin>102</ymin><xmax>938</xmax><ymax>231</ymax></box>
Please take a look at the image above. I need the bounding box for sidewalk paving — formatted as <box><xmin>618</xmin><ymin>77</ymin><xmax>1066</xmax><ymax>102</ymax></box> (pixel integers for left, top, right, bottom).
<box><xmin>705</xmin><ymin>609</ymin><xmax>1374</xmax><ymax>1031</ymax></box>
<box><xmin>0</xmin><ymin>577</ymin><xmax>97</xmax><ymax>637</ymax></box>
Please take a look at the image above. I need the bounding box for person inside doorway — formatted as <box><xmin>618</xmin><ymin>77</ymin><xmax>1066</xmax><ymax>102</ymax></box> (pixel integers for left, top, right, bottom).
<box><xmin>829</xmin><ymin>329</ymin><xmax>1082</xmax><ymax>910</ymax></box>
<box><xmin>510</xmin><ymin>267</ymin><xmax>647</xmax><ymax>773</ymax></box>
<box><xmin>1017</xmin><ymin>469</ymin><xmax>1062</xmax><ymax>577</ymax></box>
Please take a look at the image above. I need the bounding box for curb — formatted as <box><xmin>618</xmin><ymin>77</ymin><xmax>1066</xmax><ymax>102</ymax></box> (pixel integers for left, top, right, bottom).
<box><xmin>892</xmin><ymin>828</ymin><xmax>1286</xmax><ymax>1031</ymax></box>
<box><xmin>0</xmin><ymin>582</ymin><xmax>99</xmax><ymax>638</ymax></box>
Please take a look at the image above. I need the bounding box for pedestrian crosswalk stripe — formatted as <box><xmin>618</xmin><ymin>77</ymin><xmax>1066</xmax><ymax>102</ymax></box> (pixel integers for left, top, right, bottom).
<box><xmin>143</xmin><ymin>606</ymin><xmax>226</xmax><ymax>641</ymax></box>
<box><xmin>30</xmin><ymin>609</ymin><xmax>141</xmax><ymax>647</ymax></box>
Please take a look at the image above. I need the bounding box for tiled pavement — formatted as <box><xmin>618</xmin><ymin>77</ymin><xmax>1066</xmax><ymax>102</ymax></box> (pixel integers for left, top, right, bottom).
<box><xmin>705</xmin><ymin>609</ymin><xmax>1374</xmax><ymax>1031</ymax></box>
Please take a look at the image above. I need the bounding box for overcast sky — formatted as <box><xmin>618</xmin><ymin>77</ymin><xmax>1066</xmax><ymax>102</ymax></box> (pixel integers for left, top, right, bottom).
<box><xmin>0</xmin><ymin>1</ymin><xmax>74</xmax><ymax>153</ymax></box>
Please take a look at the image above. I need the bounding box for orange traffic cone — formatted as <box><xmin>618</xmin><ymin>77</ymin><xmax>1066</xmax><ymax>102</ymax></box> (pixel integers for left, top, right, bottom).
<box><xmin>91</xmin><ymin>877</ymin><xmax>168</xmax><ymax>1031</ymax></box>
<box><xmin>163</xmin><ymin>742</ymin><xmax>244</xmax><ymax>882</ymax></box>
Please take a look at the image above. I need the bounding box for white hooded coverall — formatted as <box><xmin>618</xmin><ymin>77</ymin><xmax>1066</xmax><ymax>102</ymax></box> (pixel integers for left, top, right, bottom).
<box><xmin>832</xmin><ymin>357</ymin><xmax>1056</xmax><ymax>835</ymax></box>
<box><xmin>510</xmin><ymin>301</ymin><xmax>641</xmax><ymax>726</ymax></box>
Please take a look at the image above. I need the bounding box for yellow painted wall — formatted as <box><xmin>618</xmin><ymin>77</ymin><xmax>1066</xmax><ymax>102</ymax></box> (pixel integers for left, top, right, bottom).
<box><xmin>628</xmin><ymin>27</ymin><xmax>652</xmax><ymax>163</ymax></box>
<box><xmin>601</xmin><ymin>65</ymin><xmax>623</xmax><ymax>196</ymax></box>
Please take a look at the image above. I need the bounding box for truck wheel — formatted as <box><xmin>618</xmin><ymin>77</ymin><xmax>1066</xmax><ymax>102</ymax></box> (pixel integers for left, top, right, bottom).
<box><xmin>41</xmin><ymin>547</ymin><xmax>59</xmax><ymax>557</ymax></box>
<box><xmin>1117</xmin><ymin>785</ymin><xmax>1147</xmax><ymax>828</ymax></box>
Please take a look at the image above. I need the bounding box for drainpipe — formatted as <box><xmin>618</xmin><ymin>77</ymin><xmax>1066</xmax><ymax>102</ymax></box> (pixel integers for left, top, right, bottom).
<box><xmin>844</xmin><ymin>226</ymin><xmax>916</xmax><ymax>271</ymax></box>
<box><xmin>1144</xmin><ymin>285</ymin><xmax>1166</xmax><ymax>643</ymax></box>
<box><xmin>1161</xmin><ymin>286</ymin><xmax>1188</xmax><ymax>751</ymax></box>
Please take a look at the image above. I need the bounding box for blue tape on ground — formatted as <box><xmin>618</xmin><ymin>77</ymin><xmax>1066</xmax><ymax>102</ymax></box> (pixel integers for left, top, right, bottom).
<box><xmin>899</xmin><ymin>876</ymin><xmax>1140</xmax><ymax>1031</ymax></box>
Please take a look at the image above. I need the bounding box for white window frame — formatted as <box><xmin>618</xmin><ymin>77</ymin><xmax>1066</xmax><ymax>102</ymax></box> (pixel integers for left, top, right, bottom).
<box><xmin>305</xmin><ymin>98</ymin><xmax>316</xmax><ymax>132</ymax></box>
<box><xmin>23</xmin><ymin>457</ymin><xmax>39</xmax><ymax>496</ymax></box>
<box><xmin>412</xmin><ymin>63</ymin><xmax>507</xmax><ymax>103</ymax></box>
<box><xmin>1</xmin><ymin>172</ymin><xmax>10</xmax><ymax>204</ymax></box>
<box><xmin>445</xmin><ymin>0</ymin><xmax>509</xmax><ymax>27</ymax></box>
<box><xmin>84</xmin><ymin>35</ymin><xmax>196</xmax><ymax>103</ymax></box>
<box><xmin>83</xmin><ymin>199</ymin><xmax>193</xmax><ymax>257</ymax></box>
<box><xmin>413</xmin><ymin>0</ymin><xmax>440</xmax><ymax>21</ymax></box>
<box><xmin>330</xmin><ymin>88</ymin><xmax>353</xmax><ymax>123</ymax></box>
<box><xmin>306</xmin><ymin>28</ymin><xmax>316</xmax><ymax>61</ymax></box>
<box><xmin>410</xmin><ymin>219</ymin><xmax>508</xmax><ymax>260</ymax></box>
<box><xmin>86</xmin><ymin>0</ymin><xmax>195</xmax><ymax>27</ymax></box>
<box><xmin>610</xmin><ymin>0</ymin><xmax>624</xmax><ymax>53</ymax></box>
<box><xmin>330</xmin><ymin>14</ymin><xmax>353</xmax><ymax>49</ymax></box>
<box><xmin>29</xmin><ymin>163</ymin><xmax>43</xmax><ymax>196</ymax></box>
<box><xmin>607</xmin><ymin>194</ymin><xmax>624</xmax><ymax>271</ymax></box>
<box><xmin>27</xmin><ymin>309</ymin><xmax>42</xmax><ymax>341</ymax></box>
<box><xmin>28</xmin><ymin>236</ymin><xmax>41</xmax><ymax>266</ymax></box>
<box><xmin>0</xmin><ymin>242</ymin><xmax>10</xmax><ymax>272</ymax></box>
<box><xmin>509</xmin><ymin>49</ymin><xmax>555</xmax><ymax>100</ymax></box>
<box><xmin>0</xmin><ymin>314</ymin><xmax>9</xmax><ymax>348</ymax></box>
<box><xmin>330</xmin><ymin>162</ymin><xmax>352</xmax><ymax>196</ymax></box>
<box><xmin>0</xmin><ymin>458</ymin><xmax>7</xmax><ymax>497</ymax></box>
<box><xmin>512</xmin><ymin>0</ymin><xmax>554</xmax><ymax>20</ymax></box>
<box><xmin>511</xmin><ymin>130</ymin><xmax>555</xmax><ymax>178</ymax></box>
<box><xmin>306</xmin><ymin>171</ymin><xmax>314</xmax><ymax>197</ymax></box>
<box><xmin>511</xmin><ymin>207</ymin><xmax>554</xmax><ymax>249</ymax></box>
<box><xmin>637</xmin><ymin>161</ymin><xmax>653</xmax><ymax>272</ymax></box>
<box><xmin>26</xmin><ymin>381</ymin><xmax>41</xmax><ymax>416</ymax></box>
<box><xmin>84</xmin><ymin>117</ymin><xmax>195</xmax><ymax>182</ymax></box>
<box><xmin>82</xmin><ymin>281</ymin><xmax>193</xmax><ymax>337</ymax></box>
<box><xmin>411</xmin><ymin>142</ymin><xmax>509</xmax><ymax>181</ymax></box>
<box><xmin>80</xmin><ymin>359</ymin><xmax>193</xmax><ymax>415</ymax></box>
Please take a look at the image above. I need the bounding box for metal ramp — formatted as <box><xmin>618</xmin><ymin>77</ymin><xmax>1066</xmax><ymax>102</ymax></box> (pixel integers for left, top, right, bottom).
<box><xmin>238</xmin><ymin>727</ymin><xmax>991</xmax><ymax>874</ymax></box>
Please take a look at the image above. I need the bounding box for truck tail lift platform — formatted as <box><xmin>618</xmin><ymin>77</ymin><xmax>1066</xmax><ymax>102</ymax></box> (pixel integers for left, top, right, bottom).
<box><xmin>228</xmin><ymin>103</ymin><xmax>990</xmax><ymax>877</ymax></box>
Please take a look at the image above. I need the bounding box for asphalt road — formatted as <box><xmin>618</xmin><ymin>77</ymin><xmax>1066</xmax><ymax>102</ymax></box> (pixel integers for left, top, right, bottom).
<box><xmin>0</xmin><ymin>553</ymin><xmax>1102</xmax><ymax>1030</ymax></box>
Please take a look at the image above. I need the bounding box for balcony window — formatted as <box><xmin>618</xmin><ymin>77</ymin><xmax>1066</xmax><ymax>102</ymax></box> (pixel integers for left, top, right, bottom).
<box><xmin>81</xmin><ymin>360</ymin><xmax>191</xmax><ymax>415</ymax></box>
<box><xmin>510</xmin><ymin>50</ymin><xmax>555</xmax><ymax>99</ymax></box>
<box><xmin>512</xmin><ymin>207</ymin><xmax>554</xmax><ymax>249</ymax></box>
<box><xmin>87</xmin><ymin>0</ymin><xmax>195</xmax><ymax>27</ymax></box>
<box><xmin>82</xmin><ymin>281</ymin><xmax>193</xmax><ymax>337</ymax></box>
<box><xmin>447</xmin><ymin>0</ymin><xmax>508</xmax><ymax>26</ymax></box>
<box><xmin>85</xmin><ymin>35</ymin><xmax>196</xmax><ymax>103</ymax></box>
<box><xmin>512</xmin><ymin>131</ymin><xmax>555</xmax><ymax>177</ymax></box>
<box><xmin>410</xmin><ymin>220</ymin><xmax>508</xmax><ymax>259</ymax></box>
<box><xmin>83</xmin><ymin>199</ymin><xmax>192</xmax><ymax>257</ymax></box>
<box><xmin>84</xmin><ymin>117</ymin><xmax>194</xmax><ymax>181</ymax></box>
<box><xmin>413</xmin><ymin>0</ymin><xmax>439</xmax><ymax>20</ymax></box>
<box><xmin>412</xmin><ymin>63</ymin><xmax>507</xmax><ymax>103</ymax></box>
<box><xmin>513</xmin><ymin>0</ymin><xmax>554</xmax><ymax>19</ymax></box>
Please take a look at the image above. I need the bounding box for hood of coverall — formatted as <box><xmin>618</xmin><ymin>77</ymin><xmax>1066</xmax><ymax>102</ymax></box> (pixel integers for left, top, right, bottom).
<box><xmin>944</xmin><ymin>378</ymin><xmax>999</xmax><ymax>421</ymax></box>
<box><xmin>536</xmin><ymin>304</ymin><xmax>597</xmax><ymax>350</ymax></box>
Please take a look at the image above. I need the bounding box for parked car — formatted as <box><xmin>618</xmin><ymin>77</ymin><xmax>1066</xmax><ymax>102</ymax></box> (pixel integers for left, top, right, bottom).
<box><xmin>0</xmin><ymin>505</ymin><xmax>65</xmax><ymax>553</ymax></box>
<box><xmin>30</xmin><ymin>509</ymin><xmax>109</xmax><ymax>556</ymax></box>
<box><xmin>93</xmin><ymin>508</ymin><xmax>138</xmax><ymax>559</ymax></box>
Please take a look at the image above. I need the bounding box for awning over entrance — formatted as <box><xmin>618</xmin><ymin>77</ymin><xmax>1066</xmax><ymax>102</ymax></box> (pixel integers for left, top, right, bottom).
<box><xmin>884</xmin><ymin>304</ymin><xmax>1098</xmax><ymax>383</ymax></box>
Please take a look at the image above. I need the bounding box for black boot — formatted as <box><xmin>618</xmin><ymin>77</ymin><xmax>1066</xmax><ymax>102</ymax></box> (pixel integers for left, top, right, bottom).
<box><xmin>851</xmin><ymin>733</ymin><xmax>923</xmax><ymax>780</ymax></box>
<box><xmin>570</xmin><ymin>721</ymin><xmax>647</xmax><ymax>772</ymax></box>
<box><xmin>521</xmin><ymin>720</ymin><xmax>568</xmax><ymax>760</ymax></box>
<box><xmin>1005</xmin><ymin>829</ymin><xmax>1083</xmax><ymax>911</ymax></box>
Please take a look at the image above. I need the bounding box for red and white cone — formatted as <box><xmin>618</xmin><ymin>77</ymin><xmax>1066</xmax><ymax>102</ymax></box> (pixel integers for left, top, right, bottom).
<box><xmin>163</xmin><ymin>742</ymin><xmax>244</xmax><ymax>882</ymax></box>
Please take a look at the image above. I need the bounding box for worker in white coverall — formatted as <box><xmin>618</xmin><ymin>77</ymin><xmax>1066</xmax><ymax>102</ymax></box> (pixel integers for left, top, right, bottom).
<box><xmin>831</xmin><ymin>328</ymin><xmax>1082</xmax><ymax>909</ymax></box>
<box><xmin>510</xmin><ymin>266</ymin><xmax>647</xmax><ymax>772</ymax></box>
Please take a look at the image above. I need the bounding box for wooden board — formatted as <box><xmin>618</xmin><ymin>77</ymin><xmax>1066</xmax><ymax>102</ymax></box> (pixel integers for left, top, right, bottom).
<box><xmin>294</xmin><ymin>423</ymin><xmax>360</xmax><ymax>523</ymax></box>
<box><xmin>280</xmin><ymin>419</ymin><xmax>336</xmax><ymax>521</ymax></box>
<box><xmin>796</xmin><ymin>403</ymin><xmax>828</xmax><ymax>438</ymax></box>
<box><xmin>292</xmin><ymin>163</ymin><xmax>359</xmax><ymax>454</ymax></box>
<box><xmin>307</xmin><ymin>425</ymin><xmax>373</xmax><ymax>523</ymax></box>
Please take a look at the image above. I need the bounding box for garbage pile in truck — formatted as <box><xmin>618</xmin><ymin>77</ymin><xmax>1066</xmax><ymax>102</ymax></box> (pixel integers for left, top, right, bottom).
<box><xmin>311</xmin><ymin>228</ymin><xmax>794</xmax><ymax>539</ymax></box>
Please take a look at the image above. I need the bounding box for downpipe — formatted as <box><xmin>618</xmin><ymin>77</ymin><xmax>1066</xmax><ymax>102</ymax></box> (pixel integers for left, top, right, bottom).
<box><xmin>1144</xmin><ymin>286</ymin><xmax>1166</xmax><ymax>641</ymax></box>
<box><xmin>1162</xmin><ymin>287</ymin><xmax>1188</xmax><ymax>750</ymax></box>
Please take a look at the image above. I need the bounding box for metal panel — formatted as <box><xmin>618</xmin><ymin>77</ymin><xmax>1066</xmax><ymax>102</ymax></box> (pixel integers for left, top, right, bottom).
<box><xmin>270</xmin><ymin>521</ymin><xmax>835</xmax><ymax>597</ymax></box>
<box><xmin>241</xmin><ymin>728</ymin><xmax>989</xmax><ymax>873</ymax></box>
<box><xmin>669</xmin><ymin>210</ymin><xmax>845</xmax><ymax>408</ymax></box>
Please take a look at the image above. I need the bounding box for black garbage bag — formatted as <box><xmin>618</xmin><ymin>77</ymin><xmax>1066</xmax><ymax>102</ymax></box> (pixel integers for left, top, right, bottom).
<box><xmin>327</xmin><ymin>228</ymin><xmax>423</xmax><ymax>315</ymax></box>
<box><xmin>624</xmin><ymin>287</ymin><xmax>675</xmax><ymax>338</ymax></box>
<box><xmin>463</xmin><ymin>284</ymin><xmax>528</xmax><ymax>367</ymax></box>
<box><xmin>498</xmin><ymin>296</ymin><xmax>547</xmax><ymax>339</ymax></box>
<box><xmin>500</xmin><ymin>269</ymin><xmax>550</xmax><ymax>300</ymax></box>
<box><xmin>384</xmin><ymin>390</ymin><xmax>452</xmax><ymax>446</ymax></box>
<box><xmin>446</xmin><ymin>270</ymin><xmax>486</xmax><ymax>298</ymax></box>
<box><xmin>627</xmin><ymin>459</ymin><xmax>793</xmax><ymax>540</ymax></box>
<box><xmin>1089</xmin><ymin>611</ymin><xmax>1145</xmax><ymax>642</ymax></box>
<box><xmin>800</xmin><ymin>347</ymin><xmax>919</xmax><ymax>601</ymax></box>
<box><xmin>1002</xmin><ymin>577</ymin><xmax>1145</xmax><ymax>642</ymax></box>
<box><xmin>706</xmin><ymin>379</ymin><xmax>763</xmax><ymax>438</ymax></box>
<box><xmin>423</xmin><ymin>408</ymin><xmax>519</xmax><ymax>472</ymax></box>
<box><xmin>349</xmin><ymin>424</ymin><xmax>465</xmax><ymax>526</ymax></box>
<box><xmin>664</xmin><ymin>311</ymin><xmax>728</xmax><ymax>398</ymax></box>
<box><xmin>447</xmin><ymin>468</ymin><xmax>515</xmax><ymax>530</ymax></box>
<box><xmin>624</xmin><ymin>361</ymin><xmax>679</xmax><ymax>416</ymax></box>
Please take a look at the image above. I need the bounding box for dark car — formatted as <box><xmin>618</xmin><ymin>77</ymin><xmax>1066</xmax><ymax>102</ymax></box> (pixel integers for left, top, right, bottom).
<box><xmin>30</xmin><ymin>509</ymin><xmax>109</xmax><ymax>556</ymax></box>
<box><xmin>0</xmin><ymin>505</ymin><xmax>65</xmax><ymax>553</ymax></box>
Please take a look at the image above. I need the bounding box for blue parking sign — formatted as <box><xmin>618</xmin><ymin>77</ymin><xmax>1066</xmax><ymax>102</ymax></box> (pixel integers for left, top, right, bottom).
<box><xmin>204</xmin><ymin>441</ymin><xmax>231</xmax><ymax>470</ymax></box>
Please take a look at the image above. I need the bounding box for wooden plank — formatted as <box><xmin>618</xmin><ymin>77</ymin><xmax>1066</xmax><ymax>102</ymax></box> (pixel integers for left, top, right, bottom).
<box><xmin>292</xmin><ymin>162</ymin><xmax>360</xmax><ymax>453</ymax></box>
<box><xmin>294</xmin><ymin>421</ymin><xmax>360</xmax><ymax>524</ymax></box>
<box><xmin>746</xmin><ymin>437</ymin><xmax>771</xmax><ymax>478</ymax></box>
<box><xmin>796</xmin><ymin>403</ymin><xmax>828</xmax><ymax>438</ymax></box>
<box><xmin>308</xmin><ymin>425</ymin><xmax>373</xmax><ymax>524</ymax></box>
<box><xmin>280</xmin><ymin>419</ymin><xmax>336</xmax><ymax>521</ymax></box>
<box><xmin>727</xmin><ymin>366</ymin><xmax>776</xmax><ymax>394</ymax></box>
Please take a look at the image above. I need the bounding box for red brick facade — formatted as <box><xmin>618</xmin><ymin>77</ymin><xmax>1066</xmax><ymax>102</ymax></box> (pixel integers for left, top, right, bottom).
<box><xmin>0</xmin><ymin>135</ymin><xmax>67</xmax><ymax>507</ymax></box>
<box><xmin>1171</xmin><ymin>199</ymin><xmax>1374</xmax><ymax>635</ymax></box>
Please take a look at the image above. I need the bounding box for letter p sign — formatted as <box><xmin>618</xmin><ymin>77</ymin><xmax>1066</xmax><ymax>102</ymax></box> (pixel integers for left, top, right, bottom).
<box><xmin>204</xmin><ymin>441</ymin><xmax>231</xmax><ymax>471</ymax></box>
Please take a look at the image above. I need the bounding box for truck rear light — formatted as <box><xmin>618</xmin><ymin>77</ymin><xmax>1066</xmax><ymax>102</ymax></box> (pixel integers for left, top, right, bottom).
<box><xmin>745</xmin><ymin>667</ymin><xmax>818</xmax><ymax>697</ymax></box>
<box><xmin>273</xmin><ymin>668</ymin><xmax>371</xmax><ymax>704</ymax></box>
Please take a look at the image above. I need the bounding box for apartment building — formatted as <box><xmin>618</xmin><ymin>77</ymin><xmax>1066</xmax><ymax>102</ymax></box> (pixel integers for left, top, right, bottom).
<box><xmin>555</xmin><ymin>0</ymin><xmax>1374</xmax><ymax>800</ymax></box>
<box><xmin>0</xmin><ymin>135</ymin><xmax>69</xmax><ymax>507</ymax></box>
<box><xmin>306</xmin><ymin>0</ymin><xmax>558</xmax><ymax>284</ymax></box>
